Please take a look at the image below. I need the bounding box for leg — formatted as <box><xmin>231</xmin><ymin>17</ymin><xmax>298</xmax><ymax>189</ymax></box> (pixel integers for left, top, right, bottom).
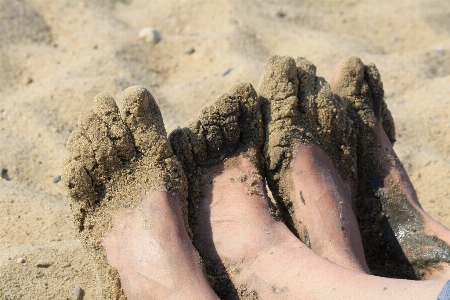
<box><xmin>258</xmin><ymin>55</ymin><xmax>369</xmax><ymax>273</ymax></box>
<box><xmin>332</xmin><ymin>57</ymin><xmax>450</xmax><ymax>279</ymax></box>
<box><xmin>62</xmin><ymin>87</ymin><xmax>218</xmax><ymax>299</ymax></box>
<box><xmin>170</xmin><ymin>82</ymin><xmax>448</xmax><ymax>299</ymax></box>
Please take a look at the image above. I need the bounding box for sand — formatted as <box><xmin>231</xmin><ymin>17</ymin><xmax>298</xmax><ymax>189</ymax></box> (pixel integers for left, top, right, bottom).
<box><xmin>0</xmin><ymin>0</ymin><xmax>449</xmax><ymax>298</ymax></box>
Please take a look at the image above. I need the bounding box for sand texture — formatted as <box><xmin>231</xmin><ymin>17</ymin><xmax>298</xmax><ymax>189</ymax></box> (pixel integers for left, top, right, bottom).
<box><xmin>1</xmin><ymin>0</ymin><xmax>450</xmax><ymax>299</ymax></box>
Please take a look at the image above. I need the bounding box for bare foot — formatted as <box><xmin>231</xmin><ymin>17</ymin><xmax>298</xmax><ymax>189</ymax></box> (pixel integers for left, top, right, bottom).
<box><xmin>169</xmin><ymin>82</ymin><xmax>447</xmax><ymax>299</ymax></box>
<box><xmin>62</xmin><ymin>87</ymin><xmax>218</xmax><ymax>299</ymax></box>
<box><xmin>258</xmin><ymin>55</ymin><xmax>369</xmax><ymax>273</ymax></box>
<box><xmin>331</xmin><ymin>57</ymin><xmax>450</xmax><ymax>280</ymax></box>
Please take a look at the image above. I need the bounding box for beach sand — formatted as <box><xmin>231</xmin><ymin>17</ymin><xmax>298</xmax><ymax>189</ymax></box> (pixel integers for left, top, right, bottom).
<box><xmin>0</xmin><ymin>0</ymin><xmax>449</xmax><ymax>298</ymax></box>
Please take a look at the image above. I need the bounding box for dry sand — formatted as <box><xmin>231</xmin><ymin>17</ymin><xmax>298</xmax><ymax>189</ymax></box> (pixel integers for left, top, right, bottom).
<box><xmin>0</xmin><ymin>0</ymin><xmax>449</xmax><ymax>298</ymax></box>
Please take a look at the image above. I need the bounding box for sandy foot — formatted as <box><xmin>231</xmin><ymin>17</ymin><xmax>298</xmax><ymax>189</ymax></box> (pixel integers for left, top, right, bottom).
<box><xmin>258</xmin><ymin>55</ymin><xmax>369</xmax><ymax>272</ymax></box>
<box><xmin>169</xmin><ymin>81</ymin><xmax>448</xmax><ymax>299</ymax></box>
<box><xmin>62</xmin><ymin>86</ymin><xmax>216</xmax><ymax>299</ymax></box>
<box><xmin>332</xmin><ymin>57</ymin><xmax>450</xmax><ymax>279</ymax></box>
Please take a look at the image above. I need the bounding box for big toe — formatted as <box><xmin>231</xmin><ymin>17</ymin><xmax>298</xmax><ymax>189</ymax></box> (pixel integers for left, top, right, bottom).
<box><xmin>258</xmin><ymin>55</ymin><xmax>299</xmax><ymax>102</ymax></box>
<box><xmin>331</xmin><ymin>56</ymin><xmax>365</xmax><ymax>98</ymax></box>
<box><xmin>119</xmin><ymin>85</ymin><xmax>172</xmax><ymax>160</ymax></box>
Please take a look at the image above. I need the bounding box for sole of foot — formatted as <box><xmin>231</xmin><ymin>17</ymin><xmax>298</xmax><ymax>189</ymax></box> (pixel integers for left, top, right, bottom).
<box><xmin>62</xmin><ymin>86</ymin><xmax>204</xmax><ymax>298</ymax></box>
<box><xmin>332</xmin><ymin>56</ymin><xmax>450</xmax><ymax>279</ymax></box>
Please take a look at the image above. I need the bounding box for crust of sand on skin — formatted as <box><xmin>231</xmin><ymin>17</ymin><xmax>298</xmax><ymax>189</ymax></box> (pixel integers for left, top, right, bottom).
<box><xmin>332</xmin><ymin>56</ymin><xmax>450</xmax><ymax>279</ymax></box>
<box><xmin>62</xmin><ymin>86</ymin><xmax>188</xmax><ymax>299</ymax></box>
<box><xmin>169</xmin><ymin>82</ymin><xmax>264</xmax><ymax>299</ymax></box>
<box><xmin>257</xmin><ymin>55</ymin><xmax>357</xmax><ymax>230</ymax></box>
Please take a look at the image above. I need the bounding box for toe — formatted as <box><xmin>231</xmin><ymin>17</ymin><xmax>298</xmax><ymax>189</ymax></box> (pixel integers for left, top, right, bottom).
<box><xmin>363</xmin><ymin>64</ymin><xmax>383</xmax><ymax>119</ymax></box>
<box><xmin>364</xmin><ymin>63</ymin><xmax>396</xmax><ymax>144</ymax></box>
<box><xmin>119</xmin><ymin>86</ymin><xmax>172</xmax><ymax>160</ymax></box>
<box><xmin>169</xmin><ymin>128</ymin><xmax>196</xmax><ymax>174</ymax></box>
<box><xmin>295</xmin><ymin>57</ymin><xmax>317</xmax><ymax>95</ymax></box>
<box><xmin>258</xmin><ymin>55</ymin><xmax>298</xmax><ymax>102</ymax></box>
<box><xmin>228</xmin><ymin>83</ymin><xmax>263</xmax><ymax>149</ymax></box>
<box><xmin>92</xmin><ymin>93</ymin><xmax>135</xmax><ymax>161</ymax></box>
<box><xmin>78</xmin><ymin>110</ymin><xmax>121</xmax><ymax>176</ymax></box>
<box><xmin>331</xmin><ymin>56</ymin><xmax>365</xmax><ymax>99</ymax></box>
<box><xmin>62</xmin><ymin>159</ymin><xmax>96</xmax><ymax>205</ymax></box>
<box><xmin>66</xmin><ymin>129</ymin><xmax>97</xmax><ymax>171</ymax></box>
<box><xmin>258</xmin><ymin>55</ymin><xmax>301</xmax><ymax>126</ymax></box>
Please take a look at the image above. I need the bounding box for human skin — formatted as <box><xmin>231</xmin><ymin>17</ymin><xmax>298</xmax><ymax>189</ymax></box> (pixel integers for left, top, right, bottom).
<box><xmin>193</xmin><ymin>153</ymin><xmax>447</xmax><ymax>299</ymax></box>
<box><xmin>103</xmin><ymin>191</ymin><xmax>219</xmax><ymax>300</ymax></box>
<box><xmin>65</xmin><ymin>71</ymin><xmax>449</xmax><ymax>299</ymax></box>
<box><xmin>331</xmin><ymin>57</ymin><xmax>450</xmax><ymax>280</ymax></box>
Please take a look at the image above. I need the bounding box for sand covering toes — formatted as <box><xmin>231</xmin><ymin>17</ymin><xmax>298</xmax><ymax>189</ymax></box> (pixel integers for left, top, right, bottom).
<box><xmin>169</xmin><ymin>82</ymin><xmax>264</xmax><ymax>298</ymax></box>
<box><xmin>258</xmin><ymin>55</ymin><xmax>357</xmax><ymax>224</ymax></box>
<box><xmin>333</xmin><ymin>57</ymin><xmax>450</xmax><ymax>279</ymax></box>
<box><xmin>62</xmin><ymin>86</ymin><xmax>188</xmax><ymax>299</ymax></box>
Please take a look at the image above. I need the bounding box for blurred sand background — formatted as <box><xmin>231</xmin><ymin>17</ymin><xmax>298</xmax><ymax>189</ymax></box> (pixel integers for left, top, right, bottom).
<box><xmin>0</xmin><ymin>0</ymin><xmax>449</xmax><ymax>298</ymax></box>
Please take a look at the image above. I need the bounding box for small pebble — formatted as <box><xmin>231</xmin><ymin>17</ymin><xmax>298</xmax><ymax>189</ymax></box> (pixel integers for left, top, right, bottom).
<box><xmin>37</xmin><ymin>262</ymin><xmax>52</xmax><ymax>268</ymax></box>
<box><xmin>74</xmin><ymin>285</ymin><xmax>85</xmax><ymax>300</ymax></box>
<box><xmin>53</xmin><ymin>175</ymin><xmax>61</xmax><ymax>183</ymax></box>
<box><xmin>184</xmin><ymin>46</ymin><xmax>195</xmax><ymax>54</ymax></box>
<box><xmin>222</xmin><ymin>68</ymin><xmax>232</xmax><ymax>77</ymax></box>
<box><xmin>276</xmin><ymin>10</ymin><xmax>286</xmax><ymax>18</ymax></box>
<box><xmin>1</xmin><ymin>168</ymin><xmax>10</xmax><ymax>181</ymax></box>
<box><xmin>62</xmin><ymin>262</ymin><xmax>71</xmax><ymax>268</ymax></box>
<box><xmin>16</xmin><ymin>257</ymin><xmax>25</xmax><ymax>264</ymax></box>
<box><xmin>138</xmin><ymin>27</ymin><xmax>161</xmax><ymax>44</ymax></box>
<box><xmin>23</xmin><ymin>77</ymin><xmax>33</xmax><ymax>85</ymax></box>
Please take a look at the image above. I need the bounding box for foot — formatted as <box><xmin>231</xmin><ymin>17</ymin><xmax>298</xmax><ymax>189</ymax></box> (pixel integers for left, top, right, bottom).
<box><xmin>62</xmin><ymin>87</ymin><xmax>217</xmax><ymax>299</ymax></box>
<box><xmin>258</xmin><ymin>55</ymin><xmax>369</xmax><ymax>273</ymax></box>
<box><xmin>331</xmin><ymin>57</ymin><xmax>450</xmax><ymax>280</ymax></box>
<box><xmin>169</xmin><ymin>82</ymin><xmax>269</xmax><ymax>298</ymax></box>
<box><xmin>169</xmin><ymin>82</ymin><xmax>448</xmax><ymax>299</ymax></box>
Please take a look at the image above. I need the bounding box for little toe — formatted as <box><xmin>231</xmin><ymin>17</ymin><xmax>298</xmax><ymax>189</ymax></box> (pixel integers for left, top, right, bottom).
<box><xmin>119</xmin><ymin>85</ymin><xmax>172</xmax><ymax>161</ymax></box>
<box><xmin>92</xmin><ymin>92</ymin><xmax>135</xmax><ymax>161</ymax></box>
